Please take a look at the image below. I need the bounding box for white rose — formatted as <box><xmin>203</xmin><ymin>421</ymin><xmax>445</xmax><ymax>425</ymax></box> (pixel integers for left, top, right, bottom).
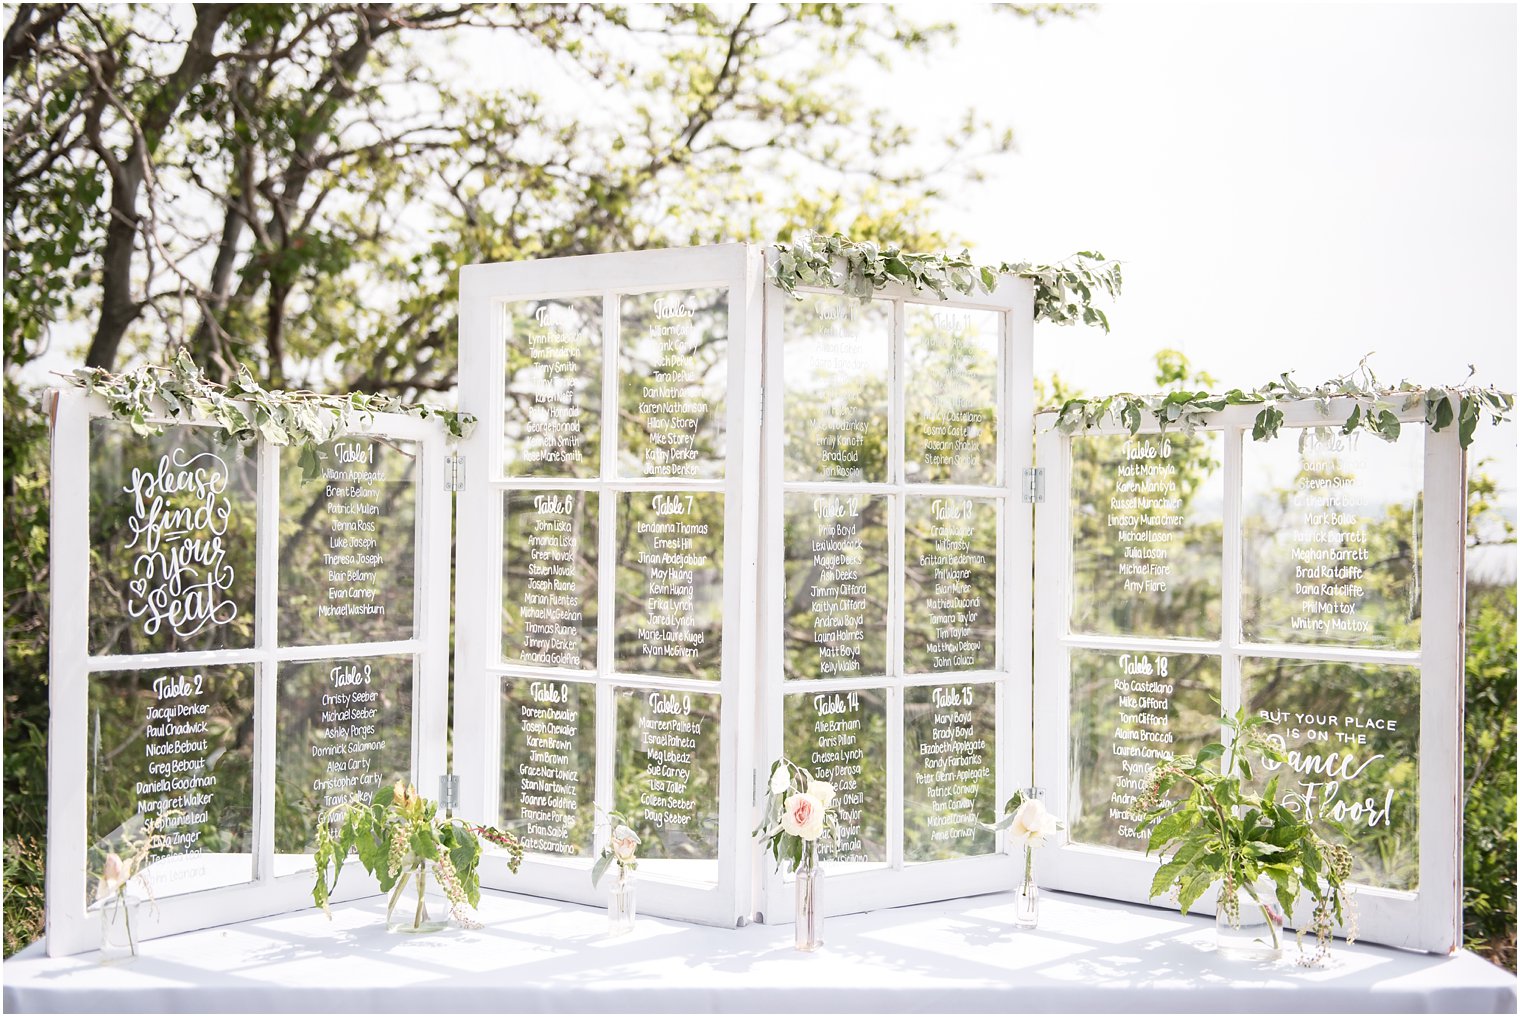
<box><xmin>781</xmin><ymin>792</ymin><xmax>826</xmax><ymax>841</ymax></box>
<box><xmin>611</xmin><ymin>825</ymin><xmax>640</xmax><ymax>863</ymax></box>
<box><xmin>1006</xmin><ymin>798</ymin><xmax>1060</xmax><ymax>848</ymax></box>
<box><xmin>807</xmin><ymin>779</ymin><xmax>835</xmax><ymax>810</ymax></box>
<box><xmin>768</xmin><ymin>764</ymin><xmax>791</xmax><ymax>796</ymax></box>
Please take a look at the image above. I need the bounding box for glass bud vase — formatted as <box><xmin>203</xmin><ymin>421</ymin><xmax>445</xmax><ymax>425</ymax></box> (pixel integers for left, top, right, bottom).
<box><xmin>608</xmin><ymin>866</ymin><xmax>636</xmax><ymax>935</ymax></box>
<box><xmin>794</xmin><ymin>842</ymin><xmax>824</xmax><ymax>952</ymax></box>
<box><xmin>1014</xmin><ymin>845</ymin><xmax>1040</xmax><ymax>929</ymax></box>
<box><xmin>99</xmin><ymin>893</ymin><xmax>141</xmax><ymax>962</ymax></box>
<box><xmin>1215</xmin><ymin>880</ymin><xmax>1285</xmax><ymax>960</ymax></box>
<box><xmin>387</xmin><ymin>861</ymin><xmax>450</xmax><ymax>934</ymax></box>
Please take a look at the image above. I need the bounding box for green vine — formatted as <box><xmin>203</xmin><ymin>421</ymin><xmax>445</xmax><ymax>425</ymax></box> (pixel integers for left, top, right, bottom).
<box><xmin>770</xmin><ymin>230</ymin><xmax>1123</xmax><ymax>331</ymax></box>
<box><xmin>1048</xmin><ymin>362</ymin><xmax>1514</xmax><ymax>450</ymax></box>
<box><xmin>67</xmin><ymin>351</ymin><xmax>475</xmax><ymax>479</ymax></box>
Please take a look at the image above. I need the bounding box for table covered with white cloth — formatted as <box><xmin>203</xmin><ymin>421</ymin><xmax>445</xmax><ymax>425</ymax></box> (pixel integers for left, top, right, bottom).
<box><xmin>4</xmin><ymin>888</ymin><xmax>1514</xmax><ymax>1013</ymax></box>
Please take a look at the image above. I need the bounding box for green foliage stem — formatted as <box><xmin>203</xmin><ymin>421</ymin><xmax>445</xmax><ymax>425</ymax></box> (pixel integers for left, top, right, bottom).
<box><xmin>68</xmin><ymin>352</ymin><xmax>475</xmax><ymax>480</ymax></box>
<box><xmin>770</xmin><ymin>230</ymin><xmax>1123</xmax><ymax>331</ymax></box>
<box><xmin>1049</xmin><ymin>361</ymin><xmax>1513</xmax><ymax>450</ymax></box>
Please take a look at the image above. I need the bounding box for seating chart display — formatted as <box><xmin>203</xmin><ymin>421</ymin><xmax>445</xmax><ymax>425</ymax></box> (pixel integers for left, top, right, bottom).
<box><xmin>50</xmin><ymin>396</ymin><xmax>448</xmax><ymax>956</ymax></box>
<box><xmin>1242</xmin><ymin>429</ymin><xmax>1424</xmax><ymax>648</ymax></box>
<box><xmin>457</xmin><ymin>246</ymin><xmax>759</xmax><ymax>926</ymax></box>
<box><xmin>86</xmin><ymin>665</ymin><xmax>255</xmax><ymax>897</ymax></box>
<box><xmin>1037</xmin><ymin>406</ymin><xmax>1463</xmax><ymax>953</ymax></box>
<box><xmin>278</xmin><ymin>438</ymin><xmax>419</xmax><ymax>644</ymax></box>
<box><xmin>761</xmin><ymin>272</ymin><xmax>1031</xmax><ymax>919</ymax></box>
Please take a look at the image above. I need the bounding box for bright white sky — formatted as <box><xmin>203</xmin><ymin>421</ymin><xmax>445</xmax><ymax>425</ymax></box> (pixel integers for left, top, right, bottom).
<box><xmin>895</xmin><ymin>3</ymin><xmax>1516</xmax><ymax>500</ymax></box>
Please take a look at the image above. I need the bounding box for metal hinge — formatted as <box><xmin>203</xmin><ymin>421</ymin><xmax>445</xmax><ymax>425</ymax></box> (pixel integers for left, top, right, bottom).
<box><xmin>439</xmin><ymin>773</ymin><xmax>460</xmax><ymax>811</ymax></box>
<box><xmin>1022</xmin><ymin>466</ymin><xmax>1045</xmax><ymax>503</ymax></box>
<box><xmin>444</xmin><ymin>452</ymin><xmax>465</xmax><ymax>492</ymax></box>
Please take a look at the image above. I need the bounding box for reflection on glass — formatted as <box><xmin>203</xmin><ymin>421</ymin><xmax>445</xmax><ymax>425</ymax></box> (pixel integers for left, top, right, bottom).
<box><xmin>87</xmin><ymin>665</ymin><xmax>255</xmax><ymax>899</ymax></box>
<box><xmin>278</xmin><ymin>438</ymin><xmax>418</xmax><ymax>645</ymax></box>
<box><xmin>904</xmin><ymin>682</ymin><xmax>997</xmax><ymax>861</ymax></box>
<box><xmin>904</xmin><ymin>496</ymin><xmax>997</xmax><ymax>673</ymax></box>
<box><xmin>501</xmin><ymin>679</ymin><xmax>596</xmax><ymax>858</ymax></box>
<box><xmin>784</xmin><ymin>689</ymin><xmax>887</xmax><ymax>864</ymax></box>
<box><xmin>1069</xmin><ymin>432</ymin><xmax>1223</xmax><ymax>640</ymax></box>
<box><xmin>274</xmin><ymin>656</ymin><xmax>414</xmax><ymax>860</ymax></box>
<box><xmin>614</xmin><ymin>491</ymin><xmax>724</xmax><ymax>680</ymax></box>
<box><xmin>782</xmin><ymin>293</ymin><xmax>890</xmax><ymax>482</ymax></box>
<box><xmin>503</xmin><ymin>298</ymin><xmax>602</xmax><ymax>477</ymax></box>
<box><xmin>1067</xmin><ymin>649</ymin><xmax>1219</xmax><ymax>852</ymax></box>
<box><xmin>618</xmin><ymin>287</ymin><xmax>728</xmax><ymax>479</ymax></box>
<box><xmin>1242</xmin><ymin>659</ymin><xmax>1419</xmax><ymax>890</ymax></box>
<box><xmin>503</xmin><ymin>491</ymin><xmax>598</xmax><ymax>669</ymax></box>
<box><xmin>904</xmin><ymin>304</ymin><xmax>1000</xmax><ymax>485</ymax></box>
<box><xmin>89</xmin><ymin>421</ymin><xmax>257</xmax><ymax>656</ymax></box>
<box><xmin>783</xmin><ymin>493</ymin><xmax>888</xmax><ymax>681</ymax></box>
<box><xmin>614</xmin><ymin>687</ymin><xmax>720</xmax><ymax>867</ymax></box>
<box><xmin>1242</xmin><ymin>426</ymin><xmax>1423</xmax><ymax>649</ymax></box>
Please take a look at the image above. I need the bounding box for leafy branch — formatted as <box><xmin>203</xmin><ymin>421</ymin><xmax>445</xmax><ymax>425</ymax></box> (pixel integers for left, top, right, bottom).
<box><xmin>770</xmin><ymin>230</ymin><xmax>1123</xmax><ymax>331</ymax></box>
<box><xmin>66</xmin><ymin>350</ymin><xmax>475</xmax><ymax>479</ymax></box>
<box><xmin>1048</xmin><ymin>361</ymin><xmax>1514</xmax><ymax>450</ymax></box>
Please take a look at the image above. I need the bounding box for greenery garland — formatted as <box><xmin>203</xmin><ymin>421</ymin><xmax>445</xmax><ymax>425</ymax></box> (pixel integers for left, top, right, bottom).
<box><xmin>770</xmin><ymin>231</ymin><xmax>1124</xmax><ymax>331</ymax></box>
<box><xmin>67</xmin><ymin>351</ymin><xmax>475</xmax><ymax>479</ymax></box>
<box><xmin>1047</xmin><ymin>364</ymin><xmax>1514</xmax><ymax>450</ymax></box>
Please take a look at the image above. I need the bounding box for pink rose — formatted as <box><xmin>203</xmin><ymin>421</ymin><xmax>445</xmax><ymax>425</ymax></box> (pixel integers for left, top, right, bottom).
<box><xmin>611</xmin><ymin>825</ymin><xmax>640</xmax><ymax>863</ymax></box>
<box><xmin>781</xmin><ymin>792</ymin><xmax>825</xmax><ymax>841</ymax></box>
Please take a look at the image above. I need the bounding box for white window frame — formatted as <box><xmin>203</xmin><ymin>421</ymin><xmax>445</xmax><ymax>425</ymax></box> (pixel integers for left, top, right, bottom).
<box><xmin>45</xmin><ymin>389</ymin><xmax>452</xmax><ymax>956</ymax></box>
<box><xmin>453</xmin><ymin>244</ymin><xmax>764</xmax><ymax>926</ymax></box>
<box><xmin>755</xmin><ymin>260</ymin><xmax>1036</xmax><ymax>922</ymax></box>
<box><xmin>1032</xmin><ymin>399</ymin><xmax>1465</xmax><ymax>953</ymax></box>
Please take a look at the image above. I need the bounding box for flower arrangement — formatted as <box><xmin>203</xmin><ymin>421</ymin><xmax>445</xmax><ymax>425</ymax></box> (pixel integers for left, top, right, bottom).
<box><xmin>755</xmin><ymin>758</ymin><xmax>838</xmax><ymax>869</ymax></box>
<box><xmin>92</xmin><ymin>813</ymin><xmax>168</xmax><ymax>958</ymax></box>
<box><xmin>986</xmin><ymin>790</ymin><xmax>1063</xmax><ymax>927</ymax></box>
<box><xmin>591</xmin><ymin>810</ymin><xmax>641</xmax><ymax>888</ymax></box>
<box><xmin>312</xmin><ymin>781</ymin><xmax>522</xmax><ymax>932</ymax></box>
<box><xmin>1137</xmin><ymin>709</ymin><xmax>1357</xmax><ymax>964</ymax></box>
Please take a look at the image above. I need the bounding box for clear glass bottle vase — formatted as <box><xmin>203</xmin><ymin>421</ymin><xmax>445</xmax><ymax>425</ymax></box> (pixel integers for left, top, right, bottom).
<box><xmin>386</xmin><ymin>861</ymin><xmax>450</xmax><ymax>934</ymax></box>
<box><xmin>608</xmin><ymin>866</ymin><xmax>636</xmax><ymax>935</ymax></box>
<box><xmin>794</xmin><ymin>841</ymin><xmax>824</xmax><ymax>952</ymax></box>
<box><xmin>99</xmin><ymin>893</ymin><xmax>141</xmax><ymax>962</ymax></box>
<box><xmin>1014</xmin><ymin>845</ymin><xmax>1040</xmax><ymax>929</ymax></box>
<box><xmin>1215</xmin><ymin>880</ymin><xmax>1286</xmax><ymax>959</ymax></box>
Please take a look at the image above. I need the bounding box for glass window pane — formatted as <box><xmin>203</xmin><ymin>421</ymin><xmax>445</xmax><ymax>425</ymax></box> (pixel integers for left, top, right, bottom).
<box><xmin>277</xmin><ymin>437</ymin><xmax>418</xmax><ymax>645</ymax></box>
<box><xmin>273</xmin><ymin>655</ymin><xmax>415</xmax><ymax>872</ymax></box>
<box><xmin>502</xmin><ymin>491</ymin><xmax>599</xmax><ymax>669</ymax></box>
<box><xmin>784</xmin><ymin>689</ymin><xmax>887</xmax><ymax>865</ymax></box>
<box><xmin>87</xmin><ymin>665</ymin><xmax>255</xmax><ymax>900</ymax></box>
<box><xmin>1067</xmin><ymin>649</ymin><xmax>1220</xmax><ymax>852</ymax></box>
<box><xmin>89</xmin><ymin>421</ymin><xmax>257</xmax><ymax>655</ymax></box>
<box><xmin>1242</xmin><ymin>426</ymin><xmax>1424</xmax><ymax>649</ymax></box>
<box><xmin>904</xmin><ymin>304</ymin><xmax>1000</xmax><ymax>485</ymax></box>
<box><xmin>782</xmin><ymin>492</ymin><xmax>889</xmax><ymax>681</ymax></box>
<box><xmin>903</xmin><ymin>682</ymin><xmax>998</xmax><ymax>861</ymax></box>
<box><xmin>502</xmin><ymin>298</ymin><xmax>602</xmax><ymax>477</ymax></box>
<box><xmin>618</xmin><ymin>287</ymin><xmax>728</xmax><ymax>479</ymax></box>
<box><xmin>614</xmin><ymin>687</ymin><xmax>721</xmax><ymax>882</ymax></box>
<box><xmin>782</xmin><ymin>293</ymin><xmax>890</xmax><ymax>483</ymax></box>
<box><xmin>1069</xmin><ymin>432</ymin><xmax>1223</xmax><ymax>640</ymax></box>
<box><xmin>614</xmin><ymin>492</ymin><xmax>724</xmax><ymax>680</ymax></box>
<box><xmin>1242</xmin><ymin>658</ymin><xmax>1420</xmax><ymax>890</ymax></box>
<box><xmin>501</xmin><ymin>678</ymin><xmax>597</xmax><ymax>859</ymax></box>
<box><xmin>905</xmin><ymin>495</ymin><xmax>998</xmax><ymax>673</ymax></box>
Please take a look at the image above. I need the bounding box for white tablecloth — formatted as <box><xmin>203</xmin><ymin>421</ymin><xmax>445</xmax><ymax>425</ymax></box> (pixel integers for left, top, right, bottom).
<box><xmin>4</xmin><ymin>888</ymin><xmax>1514</xmax><ymax>1013</ymax></box>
